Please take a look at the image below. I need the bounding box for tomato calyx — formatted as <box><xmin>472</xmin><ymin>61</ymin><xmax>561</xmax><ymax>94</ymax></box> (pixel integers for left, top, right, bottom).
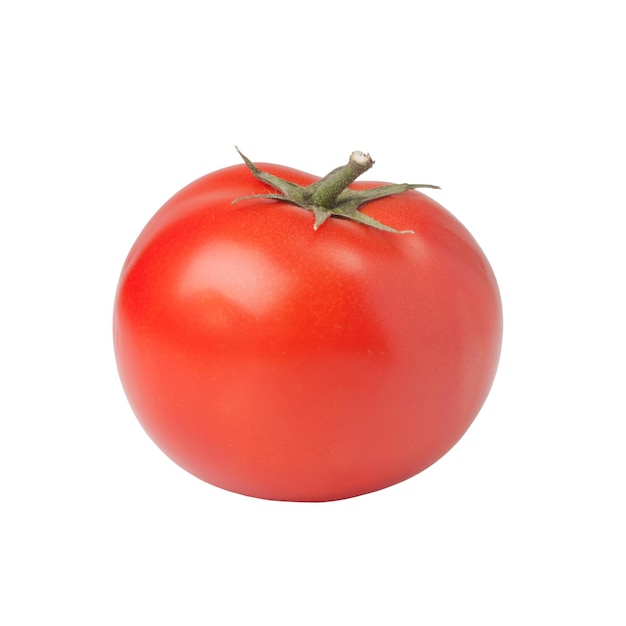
<box><xmin>233</xmin><ymin>147</ymin><xmax>440</xmax><ymax>233</ymax></box>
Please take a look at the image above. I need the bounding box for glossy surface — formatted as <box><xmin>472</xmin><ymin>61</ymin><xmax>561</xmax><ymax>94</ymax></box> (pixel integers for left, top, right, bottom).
<box><xmin>113</xmin><ymin>162</ymin><xmax>503</xmax><ymax>501</ymax></box>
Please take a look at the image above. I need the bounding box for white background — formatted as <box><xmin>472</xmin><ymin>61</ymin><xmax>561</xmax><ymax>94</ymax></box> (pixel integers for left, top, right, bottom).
<box><xmin>2</xmin><ymin>1</ymin><xmax>624</xmax><ymax>623</ymax></box>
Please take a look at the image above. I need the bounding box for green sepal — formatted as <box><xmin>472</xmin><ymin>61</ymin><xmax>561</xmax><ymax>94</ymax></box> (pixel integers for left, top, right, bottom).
<box><xmin>232</xmin><ymin>147</ymin><xmax>439</xmax><ymax>234</ymax></box>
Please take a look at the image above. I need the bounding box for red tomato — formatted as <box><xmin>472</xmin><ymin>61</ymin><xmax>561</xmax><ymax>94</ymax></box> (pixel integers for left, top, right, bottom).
<box><xmin>113</xmin><ymin>151</ymin><xmax>502</xmax><ymax>501</ymax></box>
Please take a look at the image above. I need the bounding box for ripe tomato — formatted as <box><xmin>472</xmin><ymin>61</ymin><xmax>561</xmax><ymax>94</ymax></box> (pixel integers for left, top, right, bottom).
<box><xmin>113</xmin><ymin>150</ymin><xmax>502</xmax><ymax>501</ymax></box>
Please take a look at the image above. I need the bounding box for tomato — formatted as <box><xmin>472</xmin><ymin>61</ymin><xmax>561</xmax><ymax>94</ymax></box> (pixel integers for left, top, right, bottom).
<box><xmin>113</xmin><ymin>150</ymin><xmax>502</xmax><ymax>501</ymax></box>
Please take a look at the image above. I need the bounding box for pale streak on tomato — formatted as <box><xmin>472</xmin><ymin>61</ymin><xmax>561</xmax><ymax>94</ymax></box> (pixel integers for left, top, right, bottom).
<box><xmin>178</xmin><ymin>241</ymin><xmax>292</xmax><ymax>317</ymax></box>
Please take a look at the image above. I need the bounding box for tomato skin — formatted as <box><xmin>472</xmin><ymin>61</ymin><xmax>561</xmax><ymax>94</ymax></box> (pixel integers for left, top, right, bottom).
<box><xmin>113</xmin><ymin>162</ymin><xmax>502</xmax><ymax>501</ymax></box>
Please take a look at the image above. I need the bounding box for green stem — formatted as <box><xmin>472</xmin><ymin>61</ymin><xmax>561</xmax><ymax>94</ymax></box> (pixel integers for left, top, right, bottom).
<box><xmin>309</xmin><ymin>151</ymin><xmax>374</xmax><ymax>208</ymax></box>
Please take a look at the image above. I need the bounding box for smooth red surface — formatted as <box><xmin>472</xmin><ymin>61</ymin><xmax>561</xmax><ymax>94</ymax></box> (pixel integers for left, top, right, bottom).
<box><xmin>113</xmin><ymin>162</ymin><xmax>502</xmax><ymax>501</ymax></box>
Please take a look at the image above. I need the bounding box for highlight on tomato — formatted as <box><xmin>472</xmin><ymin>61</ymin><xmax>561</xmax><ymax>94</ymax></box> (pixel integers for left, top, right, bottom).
<box><xmin>113</xmin><ymin>148</ymin><xmax>502</xmax><ymax>501</ymax></box>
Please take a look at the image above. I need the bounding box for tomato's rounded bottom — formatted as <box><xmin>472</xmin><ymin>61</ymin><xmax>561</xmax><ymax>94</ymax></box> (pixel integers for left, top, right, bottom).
<box><xmin>143</xmin><ymin>421</ymin><xmax>462</xmax><ymax>503</ymax></box>
<box><xmin>194</xmin><ymin>470</ymin><xmax>434</xmax><ymax>503</ymax></box>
